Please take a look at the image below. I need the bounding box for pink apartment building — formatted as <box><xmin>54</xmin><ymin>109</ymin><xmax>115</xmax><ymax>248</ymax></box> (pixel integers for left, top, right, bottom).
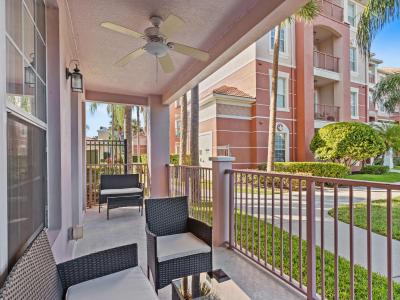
<box><xmin>170</xmin><ymin>0</ymin><xmax>400</xmax><ymax>169</ymax></box>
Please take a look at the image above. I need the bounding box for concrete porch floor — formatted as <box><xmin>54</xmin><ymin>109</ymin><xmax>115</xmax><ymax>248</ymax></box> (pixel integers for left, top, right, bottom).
<box><xmin>74</xmin><ymin>207</ymin><xmax>305</xmax><ymax>300</ymax></box>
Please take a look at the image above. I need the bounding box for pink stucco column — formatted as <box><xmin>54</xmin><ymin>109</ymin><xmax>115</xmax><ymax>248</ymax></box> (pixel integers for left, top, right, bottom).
<box><xmin>210</xmin><ymin>156</ymin><xmax>235</xmax><ymax>246</ymax></box>
<box><xmin>147</xmin><ymin>95</ymin><xmax>170</xmax><ymax>197</ymax></box>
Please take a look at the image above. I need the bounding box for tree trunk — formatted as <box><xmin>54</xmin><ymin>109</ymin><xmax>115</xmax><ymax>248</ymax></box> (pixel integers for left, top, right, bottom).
<box><xmin>190</xmin><ymin>86</ymin><xmax>200</xmax><ymax>166</ymax></box>
<box><xmin>125</xmin><ymin>106</ymin><xmax>132</xmax><ymax>173</ymax></box>
<box><xmin>266</xmin><ymin>25</ymin><xmax>281</xmax><ymax>172</ymax></box>
<box><xmin>136</xmin><ymin>106</ymin><xmax>141</xmax><ymax>163</ymax></box>
<box><xmin>180</xmin><ymin>94</ymin><xmax>188</xmax><ymax>165</ymax></box>
<box><xmin>383</xmin><ymin>148</ymin><xmax>394</xmax><ymax>169</ymax></box>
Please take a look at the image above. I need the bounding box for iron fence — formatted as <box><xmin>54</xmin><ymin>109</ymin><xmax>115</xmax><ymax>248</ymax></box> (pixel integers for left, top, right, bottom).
<box><xmin>167</xmin><ymin>165</ymin><xmax>213</xmax><ymax>225</ymax></box>
<box><xmin>226</xmin><ymin>169</ymin><xmax>400</xmax><ymax>300</ymax></box>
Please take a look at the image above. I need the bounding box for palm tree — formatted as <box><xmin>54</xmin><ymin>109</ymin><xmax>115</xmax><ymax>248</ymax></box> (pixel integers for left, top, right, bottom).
<box><xmin>190</xmin><ymin>86</ymin><xmax>199</xmax><ymax>166</ymax></box>
<box><xmin>180</xmin><ymin>93</ymin><xmax>188</xmax><ymax>165</ymax></box>
<box><xmin>357</xmin><ymin>0</ymin><xmax>400</xmax><ymax>115</ymax></box>
<box><xmin>266</xmin><ymin>0</ymin><xmax>320</xmax><ymax>172</ymax></box>
<box><xmin>136</xmin><ymin>106</ymin><xmax>141</xmax><ymax>162</ymax></box>
<box><xmin>373</xmin><ymin>122</ymin><xmax>400</xmax><ymax>168</ymax></box>
<box><xmin>125</xmin><ymin>106</ymin><xmax>133</xmax><ymax>172</ymax></box>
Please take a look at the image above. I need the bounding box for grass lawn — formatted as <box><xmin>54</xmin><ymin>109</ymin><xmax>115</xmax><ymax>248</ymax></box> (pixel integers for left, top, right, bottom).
<box><xmin>328</xmin><ymin>198</ymin><xmax>400</xmax><ymax>241</ymax></box>
<box><xmin>235</xmin><ymin>213</ymin><xmax>400</xmax><ymax>299</ymax></box>
<box><xmin>192</xmin><ymin>206</ymin><xmax>400</xmax><ymax>299</ymax></box>
<box><xmin>394</xmin><ymin>166</ymin><xmax>400</xmax><ymax>170</ymax></box>
<box><xmin>345</xmin><ymin>172</ymin><xmax>400</xmax><ymax>183</ymax></box>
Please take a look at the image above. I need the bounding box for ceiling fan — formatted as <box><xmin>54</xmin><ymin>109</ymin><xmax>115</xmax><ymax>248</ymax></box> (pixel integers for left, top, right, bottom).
<box><xmin>101</xmin><ymin>15</ymin><xmax>210</xmax><ymax>73</ymax></box>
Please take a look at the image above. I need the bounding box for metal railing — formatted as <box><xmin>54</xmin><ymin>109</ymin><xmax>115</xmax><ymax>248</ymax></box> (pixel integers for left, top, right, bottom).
<box><xmin>86</xmin><ymin>163</ymin><xmax>149</xmax><ymax>207</ymax></box>
<box><xmin>314</xmin><ymin>104</ymin><xmax>340</xmax><ymax>122</ymax></box>
<box><xmin>320</xmin><ymin>0</ymin><xmax>343</xmax><ymax>22</ymax></box>
<box><xmin>167</xmin><ymin>165</ymin><xmax>213</xmax><ymax>225</ymax></box>
<box><xmin>369</xmin><ymin>73</ymin><xmax>376</xmax><ymax>84</ymax></box>
<box><xmin>226</xmin><ymin>169</ymin><xmax>400</xmax><ymax>300</ymax></box>
<box><xmin>313</xmin><ymin>50</ymin><xmax>339</xmax><ymax>73</ymax></box>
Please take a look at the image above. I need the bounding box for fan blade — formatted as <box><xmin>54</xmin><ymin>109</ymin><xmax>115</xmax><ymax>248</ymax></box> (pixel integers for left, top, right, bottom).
<box><xmin>160</xmin><ymin>15</ymin><xmax>184</xmax><ymax>37</ymax></box>
<box><xmin>158</xmin><ymin>54</ymin><xmax>175</xmax><ymax>73</ymax></box>
<box><xmin>169</xmin><ymin>42</ymin><xmax>209</xmax><ymax>62</ymax></box>
<box><xmin>101</xmin><ymin>22</ymin><xmax>143</xmax><ymax>39</ymax></box>
<box><xmin>115</xmin><ymin>48</ymin><xmax>146</xmax><ymax>67</ymax></box>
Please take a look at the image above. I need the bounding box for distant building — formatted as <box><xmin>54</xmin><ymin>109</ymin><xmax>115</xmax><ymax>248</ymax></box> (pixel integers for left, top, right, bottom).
<box><xmin>170</xmin><ymin>0</ymin><xmax>400</xmax><ymax>169</ymax></box>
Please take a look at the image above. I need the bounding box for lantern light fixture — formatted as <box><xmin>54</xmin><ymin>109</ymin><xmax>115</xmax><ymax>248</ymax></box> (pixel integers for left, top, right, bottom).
<box><xmin>66</xmin><ymin>60</ymin><xmax>83</xmax><ymax>93</ymax></box>
<box><xmin>24</xmin><ymin>53</ymin><xmax>36</xmax><ymax>88</ymax></box>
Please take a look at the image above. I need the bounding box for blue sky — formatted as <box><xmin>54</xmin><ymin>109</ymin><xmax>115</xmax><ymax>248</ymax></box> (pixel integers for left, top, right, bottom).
<box><xmin>371</xmin><ymin>19</ymin><xmax>400</xmax><ymax>67</ymax></box>
<box><xmin>86</xmin><ymin>20</ymin><xmax>400</xmax><ymax>137</ymax></box>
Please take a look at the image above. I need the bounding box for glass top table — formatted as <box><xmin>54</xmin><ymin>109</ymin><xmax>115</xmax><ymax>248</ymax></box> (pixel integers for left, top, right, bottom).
<box><xmin>171</xmin><ymin>269</ymin><xmax>250</xmax><ymax>300</ymax></box>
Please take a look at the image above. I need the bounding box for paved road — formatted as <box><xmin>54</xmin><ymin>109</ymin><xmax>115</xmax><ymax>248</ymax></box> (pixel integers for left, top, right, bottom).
<box><xmin>234</xmin><ymin>186</ymin><xmax>400</xmax><ymax>281</ymax></box>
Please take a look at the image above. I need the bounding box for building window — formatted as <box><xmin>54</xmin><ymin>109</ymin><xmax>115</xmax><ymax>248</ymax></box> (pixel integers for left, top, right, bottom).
<box><xmin>348</xmin><ymin>2</ymin><xmax>356</xmax><ymax>27</ymax></box>
<box><xmin>275</xmin><ymin>133</ymin><xmax>287</xmax><ymax>162</ymax></box>
<box><xmin>351</xmin><ymin>90</ymin><xmax>359</xmax><ymax>118</ymax></box>
<box><xmin>5</xmin><ymin>0</ymin><xmax>47</xmax><ymax>271</ymax></box>
<box><xmin>270</xmin><ymin>27</ymin><xmax>285</xmax><ymax>52</ymax></box>
<box><xmin>277</xmin><ymin>77</ymin><xmax>287</xmax><ymax>109</ymax></box>
<box><xmin>350</xmin><ymin>47</ymin><xmax>357</xmax><ymax>72</ymax></box>
<box><xmin>175</xmin><ymin>120</ymin><xmax>181</xmax><ymax>137</ymax></box>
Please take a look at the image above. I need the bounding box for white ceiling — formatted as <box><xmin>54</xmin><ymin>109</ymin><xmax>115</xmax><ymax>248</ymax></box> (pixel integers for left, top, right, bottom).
<box><xmin>67</xmin><ymin>0</ymin><xmax>306</xmax><ymax>103</ymax></box>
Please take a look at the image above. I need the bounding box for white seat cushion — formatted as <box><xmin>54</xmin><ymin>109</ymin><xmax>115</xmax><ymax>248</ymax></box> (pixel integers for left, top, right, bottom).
<box><xmin>157</xmin><ymin>232</ymin><xmax>211</xmax><ymax>262</ymax></box>
<box><xmin>66</xmin><ymin>266</ymin><xmax>158</xmax><ymax>300</ymax></box>
<box><xmin>101</xmin><ymin>188</ymin><xmax>142</xmax><ymax>195</ymax></box>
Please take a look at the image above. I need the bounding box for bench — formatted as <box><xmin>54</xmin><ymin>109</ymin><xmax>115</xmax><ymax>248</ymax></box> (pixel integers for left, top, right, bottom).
<box><xmin>0</xmin><ymin>230</ymin><xmax>158</xmax><ymax>300</ymax></box>
<box><xmin>100</xmin><ymin>174</ymin><xmax>144</xmax><ymax>219</ymax></box>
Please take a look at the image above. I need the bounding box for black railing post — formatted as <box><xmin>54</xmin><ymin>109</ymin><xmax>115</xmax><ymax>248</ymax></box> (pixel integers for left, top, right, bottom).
<box><xmin>124</xmin><ymin>138</ymin><xmax>128</xmax><ymax>174</ymax></box>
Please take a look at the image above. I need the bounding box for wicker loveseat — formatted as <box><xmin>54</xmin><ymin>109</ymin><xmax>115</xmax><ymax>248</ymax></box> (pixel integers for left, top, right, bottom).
<box><xmin>100</xmin><ymin>174</ymin><xmax>144</xmax><ymax>219</ymax></box>
<box><xmin>0</xmin><ymin>230</ymin><xmax>157</xmax><ymax>300</ymax></box>
<box><xmin>145</xmin><ymin>196</ymin><xmax>212</xmax><ymax>293</ymax></box>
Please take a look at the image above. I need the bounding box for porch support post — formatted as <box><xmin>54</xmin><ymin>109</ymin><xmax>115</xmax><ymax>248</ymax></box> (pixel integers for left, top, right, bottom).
<box><xmin>147</xmin><ymin>95</ymin><xmax>169</xmax><ymax>197</ymax></box>
<box><xmin>210</xmin><ymin>156</ymin><xmax>235</xmax><ymax>246</ymax></box>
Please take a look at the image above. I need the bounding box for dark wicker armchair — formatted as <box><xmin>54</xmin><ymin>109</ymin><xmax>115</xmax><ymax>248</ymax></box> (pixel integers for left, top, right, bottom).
<box><xmin>145</xmin><ymin>196</ymin><xmax>212</xmax><ymax>292</ymax></box>
<box><xmin>99</xmin><ymin>174</ymin><xmax>144</xmax><ymax>219</ymax></box>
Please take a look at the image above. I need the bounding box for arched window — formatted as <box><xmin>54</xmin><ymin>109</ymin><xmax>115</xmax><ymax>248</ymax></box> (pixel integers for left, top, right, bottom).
<box><xmin>274</xmin><ymin>123</ymin><xmax>290</xmax><ymax>162</ymax></box>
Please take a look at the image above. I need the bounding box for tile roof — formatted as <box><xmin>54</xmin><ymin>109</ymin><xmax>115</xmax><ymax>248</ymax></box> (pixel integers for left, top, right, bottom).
<box><xmin>379</xmin><ymin>67</ymin><xmax>400</xmax><ymax>75</ymax></box>
<box><xmin>213</xmin><ymin>85</ymin><xmax>254</xmax><ymax>99</ymax></box>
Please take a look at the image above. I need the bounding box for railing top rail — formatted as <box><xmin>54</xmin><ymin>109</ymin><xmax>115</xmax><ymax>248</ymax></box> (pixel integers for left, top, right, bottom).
<box><xmin>87</xmin><ymin>162</ymin><xmax>147</xmax><ymax>166</ymax></box>
<box><xmin>316</xmin><ymin>103</ymin><xmax>339</xmax><ymax>108</ymax></box>
<box><xmin>313</xmin><ymin>50</ymin><xmax>339</xmax><ymax>60</ymax></box>
<box><xmin>226</xmin><ymin>169</ymin><xmax>400</xmax><ymax>189</ymax></box>
<box><xmin>167</xmin><ymin>164</ymin><xmax>212</xmax><ymax>171</ymax></box>
<box><xmin>321</xmin><ymin>0</ymin><xmax>343</xmax><ymax>9</ymax></box>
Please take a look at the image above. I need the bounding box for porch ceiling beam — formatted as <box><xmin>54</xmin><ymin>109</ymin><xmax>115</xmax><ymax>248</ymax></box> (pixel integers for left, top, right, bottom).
<box><xmin>85</xmin><ymin>90</ymin><xmax>148</xmax><ymax>106</ymax></box>
<box><xmin>161</xmin><ymin>0</ymin><xmax>308</xmax><ymax>104</ymax></box>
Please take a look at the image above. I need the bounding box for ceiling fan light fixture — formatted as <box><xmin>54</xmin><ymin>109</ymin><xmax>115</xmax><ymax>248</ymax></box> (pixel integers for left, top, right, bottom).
<box><xmin>144</xmin><ymin>41</ymin><xmax>169</xmax><ymax>57</ymax></box>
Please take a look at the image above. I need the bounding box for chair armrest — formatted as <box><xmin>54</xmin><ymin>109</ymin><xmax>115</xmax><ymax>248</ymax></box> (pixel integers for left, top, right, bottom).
<box><xmin>57</xmin><ymin>243</ymin><xmax>137</xmax><ymax>294</ymax></box>
<box><xmin>188</xmin><ymin>218</ymin><xmax>212</xmax><ymax>247</ymax></box>
<box><xmin>145</xmin><ymin>224</ymin><xmax>158</xmax><ymax>280</ymax></box>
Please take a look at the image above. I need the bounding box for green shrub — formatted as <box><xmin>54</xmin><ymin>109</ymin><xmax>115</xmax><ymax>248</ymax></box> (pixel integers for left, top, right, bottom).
<box><xmin>394</xmin><ymin>157</ymin><xmax>400</xmax><ymax>166</ymax></box>
<box><xmin>170</xmin><ymin>154</ymin><xmax>191</xmax><ymax>165</ymax></box>
<box><xmin>360</xmin><ymin>165</ymin><xmax>389</xmax><ymax>175</ymax></box>
<box><xmin>310</xmin><ymin>122</ymin><xmax>385</xmax><ymax>166</ymax></box>
<box><xmin>259</xmin><ymin>162</ymin><xmax>350</xmax><ymax>178</ymax></box>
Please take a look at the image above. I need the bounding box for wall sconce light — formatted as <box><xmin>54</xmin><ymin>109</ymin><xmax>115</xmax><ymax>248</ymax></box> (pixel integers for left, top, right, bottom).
<box><xmin>24</xmin><ymin>53</ymin><xmax>36</xmax><ymax>88</ymax></box>
<box><xmin>66</xmin><ymin>60</ymin><xmax>83</xmax><ymax>93</ymax></box>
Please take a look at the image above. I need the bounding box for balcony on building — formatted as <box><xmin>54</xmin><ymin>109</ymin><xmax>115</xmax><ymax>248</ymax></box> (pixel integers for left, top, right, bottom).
<box><xmin>319</xmin><ymin>0</ymin><xmax>344</xmax><ymax>22</ymax></box>
<box><xmin>314</xmin><ymin>76</ymin><xmax>340</xmax><ymax>124</ymax></box>
<box><xmin>313</xmin><ymin>25</ymin><xmax>341</xmax><ymax>81</ymax></box>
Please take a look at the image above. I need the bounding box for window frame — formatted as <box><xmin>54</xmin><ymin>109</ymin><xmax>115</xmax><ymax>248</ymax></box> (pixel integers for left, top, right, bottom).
<box><xmin>350</xmin><ymin>88</ymin><xmax>359</xmax><ymax>119</ymax></box>
<box><xmin>269</xmin><ymin>70</ymin><xmax>290</xmax><ymax>112</ymax></box>
<box><xmin>269</xmin><ymin>25</ymin><xmax>289</xmax><ymax>57</ymax></box>
<box><xmin>348</xmin><ymin>1</ymin><xmax>356</xmax><ymax>27</ymax></box>
<box><xmin>350</xmin><ymin>47</ymin><xmax>358</xmax><ymax>74</ymax></box>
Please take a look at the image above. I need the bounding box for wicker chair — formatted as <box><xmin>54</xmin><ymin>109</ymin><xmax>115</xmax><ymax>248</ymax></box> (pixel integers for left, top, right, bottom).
<box><xmin>0</xmin><ymin>230</ymin><xmax>157</xmax><ymax>300</ymax></box>
<box><xmin>100</xmin><ymin>174</ymin><xmax>144</xmax><ymax>219</ymax></box>
<box><xmin>145</xmin><ymin>196</ymin><xmax>212</xmax><ymax>293</ymax></box>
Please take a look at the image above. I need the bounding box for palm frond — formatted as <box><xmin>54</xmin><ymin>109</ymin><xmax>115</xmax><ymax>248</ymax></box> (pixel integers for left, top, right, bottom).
<box><xmin>357</xmin><ymin>0</ymin><xmax>400</xmax><ymax>55</ymax></box>
<box><xmin>89</xmin><ymin>102</ymin><xmax>98</xmax><ymax>114</ymax></box>
<box><xmin>372</xmin><ymin>72</ymin><xmax>400</xmax><ymax>113</ymax></box>
<box><xmin>295</xmin><ymin>0</ymin><xmax>321</xmax><ymax>23</ymax></box>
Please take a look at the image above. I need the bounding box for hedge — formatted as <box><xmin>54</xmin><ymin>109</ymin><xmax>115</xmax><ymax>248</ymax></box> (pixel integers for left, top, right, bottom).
<box><xmin>259</xmin><ymin>162</ymin><xmax>350</xmax><ymax>178</ymax></box>
<box><xmin>360</xmin><ymin>165</ymin><xmax>389</xmax><ymax>175</ymax></box>
<box><xmin>170</xmin><ymin>154</ymin><xmax>191</xmax><ymax>165</ymax></box>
